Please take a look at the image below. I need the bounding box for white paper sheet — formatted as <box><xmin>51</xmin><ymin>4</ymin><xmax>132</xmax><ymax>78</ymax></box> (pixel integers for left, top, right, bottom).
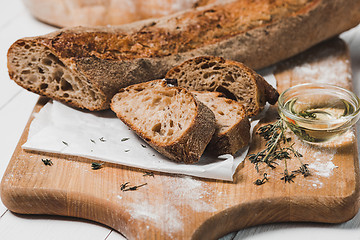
<box><xmin>23</xmin><ymin>101</ymin><xmax>256</xmax><ymax>181</ymax></box>
<box><xmin>22</xmin><ymin>71</ymin><xmax>276</xmax><ymax>181</ymax></box>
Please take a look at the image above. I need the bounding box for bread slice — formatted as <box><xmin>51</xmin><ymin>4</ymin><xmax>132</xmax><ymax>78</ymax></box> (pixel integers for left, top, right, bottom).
<box><xmin>7</xmin><ymin>0</ymin><xmax>360</xmax><ymax>110</ymax></box>
<box><xmin>166</xmin><ymin>56</ymin><xmax>279</xmax><ymax>117</ymax></box>
<box><xmin>110</xmin><ymin>79</ymin><xmax>216</xmax><ymax>164</ymax></box>
<box><xmin>191</xmin><ymin>91</ymin><xmax>250</xmax><ymax>155</ymax></box>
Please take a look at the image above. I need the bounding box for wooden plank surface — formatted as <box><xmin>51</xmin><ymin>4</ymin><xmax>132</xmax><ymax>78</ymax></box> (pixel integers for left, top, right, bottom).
<box><xmin>1</xmin><ymin>37</ymin><xmax>359</xmax><ymax>240</ymax></box>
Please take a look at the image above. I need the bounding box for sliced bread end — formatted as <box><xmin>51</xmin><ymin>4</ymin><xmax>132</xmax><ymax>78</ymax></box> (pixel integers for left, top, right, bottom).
<box><xmin>192</xmin><ymin>91</ymin><xmax>250</xmax><ymax>155</ymax></box>
<box><xmin>110</xmin><ymin>79</ymin><xmax>216</xmax><ymax>163</ymax></box>
<box><xmin>165</xmin><ymin>56</ymin><xmax>279</xmax><ymax>117</ymax></box>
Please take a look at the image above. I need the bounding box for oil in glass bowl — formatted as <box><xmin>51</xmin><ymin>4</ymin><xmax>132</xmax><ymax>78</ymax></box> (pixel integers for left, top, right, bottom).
<box><xmin>278</xmin><ymin>83</ymin><xmax>360</xmax><ymax>143</ymax></box>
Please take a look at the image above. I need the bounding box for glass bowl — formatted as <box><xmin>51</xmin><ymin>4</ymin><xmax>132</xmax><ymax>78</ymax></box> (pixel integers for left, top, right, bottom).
<box><xmin>277</xmin><ymin>83</ymin><xmax>360</xmax><ymax>143</ymax></box>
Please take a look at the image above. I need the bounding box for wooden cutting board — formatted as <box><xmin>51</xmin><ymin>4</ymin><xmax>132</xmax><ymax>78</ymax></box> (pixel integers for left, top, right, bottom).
<box><xmin>1</xmin><ymin>37</ymin><xmax>359</xmax><ymax>240</ymax></box>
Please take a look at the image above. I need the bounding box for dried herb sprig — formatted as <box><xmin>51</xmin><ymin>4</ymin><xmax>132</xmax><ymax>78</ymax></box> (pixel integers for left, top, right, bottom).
<box><xmin>91</xmin><ymin>162</ymin><xmax>104</xmax><ymax>170</ymax></box>
<box><xmin>281</xmin><ymin>169</ymin><xmax>296</xmax><ymax>183</ymax></box>
<box><xmin>143</xmin><ymin>171</ymin><xmax>155</xmax><ymax>177</ymax></box>
<box><xmin>120</xmin><ymin>182</ymin><xmax>147</xmax><ymax>191</ymax></box>
<box><xmin>249</xmin><ymin>119</ymin><xmax>310</xmax><ymax>184</ymax></box>
<box><xmin>280</xmin><ymin>156</ymin><xmax>295</xmax><ymax>183</ymax></box>
<box><xmin>286</xmin><ymin>143</ymin><xmax>311</xmax><ymax>177</ymax></box>
<box><xmin>120</xmin><ymin>182</ymin><xmax>130</xmax><ymax>191</ymax></box>
<box><xmin>249</xmin><ymin>119</ymin><xmax>286</xmax><ymax>171</ymax></box>
<box><xmin>292</xmin><ymin>163</ymin><xmax>310</xmax><ymax>177</ymax></box>
<box><xmin>254</xmin><ymin>173</ymin><xmax>268</xmax><ymax>185</ymax></box>
<box><xmin>42</xmin><ymin>158</ymin><xmax>53</xmax><ymax>166</ymax></box>
<box><xmin>122</xmin><ymin>183</ymin><xmax>147</xmax><ymax>191</ymax></box>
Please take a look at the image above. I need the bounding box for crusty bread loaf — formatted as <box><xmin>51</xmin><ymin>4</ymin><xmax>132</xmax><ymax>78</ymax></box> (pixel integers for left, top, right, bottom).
<box><xmin>166</xmin><ymin>56</ymin><xmax>279</xmax><ymax>117</ymax></box>
<box><xmin>8</xmin><ymin>0</ymin><xmax>360</xmax><ymax>110</ymax></box>
<box><xmin>23</xmin><ymin>0</ymin><xmax>216</xmax><ymax>27</ymax></box>
<box><xmin>110</xmin><ymin>79</ymin><xmax>216</xmax><ymax>164</ymax></box>
<box><xmin>192</xmin><ymin>91</ymin><xmax>250</xmax><ymax>155</ymax></box>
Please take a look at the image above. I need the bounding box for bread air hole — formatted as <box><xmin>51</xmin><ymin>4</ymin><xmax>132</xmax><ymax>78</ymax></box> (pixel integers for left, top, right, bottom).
<box><xmin>46</xmin><ymin>53</ymin><xmax>65</xmax><ymax>67</ymax></box>
<box><xmin>224</xmin><ymin>74</ymin><xmax>235</xmax><ymax>82</ymax></box>
<box><xmin>203</xmin><ymin>72</ymin><xmax>219</xmax><ymax>79</ymax></box>
<box><xmin>60</xmin><ymin>79</ymin><xmax>73</xmax><ymax>91</ymax></box>
<box><xmin>40</xmin><ymin>83</ymin><xmax>48</xmax><ymax>90</ymax></box>
<box><xmin>213</xmin><ymin>66</ymin><xmax>225</xmax><ymax>70</ymax></box>
<box><xmin>215</xmin><ymin>85</ymin><xmax>237</xmax><ymax>101</ymax></box>
<box><xmin>195</xmin><ymin>58</ymin><xmax>202</xmax><ymax>64</ymax></box>
<box><xmin>38</xmin><ymin>67</ymin><xmax>44</xmax><ymax>74</ymax></box>
<box><xmin>152</xmin><ymin>123</ymin><xmax>162</xmax><ymax>134</ymax></box>
<box><xmin>53</xmin><ymin>69</ymin><xmax>64</xmax><ymax>83</ymax></box>
<box><xmin>42</xmin><ymin>58</ymin><xmax>52</xmax><ymax>66</ymax></box>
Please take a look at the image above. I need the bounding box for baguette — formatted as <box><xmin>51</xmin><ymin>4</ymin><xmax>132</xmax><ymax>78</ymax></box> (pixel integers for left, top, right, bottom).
<box><xmin>192</xmin><ymin>91</ymin><xmax>250</xmax><ymax>155</ymax></box>
<box><xmin>110</xmin><ymin>79</ymin><xmax>216</xmax><ymax>164</ymax></box>
<box><xmin>22</xmin><ymin>0</ymin><xmax>216</xmax><ymax>27</ymax></box>
<box><xmin>166</xmin><ymin>56</ymin><xmax>278</xmax><ymax>117</ymax></box>
<box><xmin>8</xmin><ymin>0</ymin><xmax>360</xmax><ymax>111</ymax></box>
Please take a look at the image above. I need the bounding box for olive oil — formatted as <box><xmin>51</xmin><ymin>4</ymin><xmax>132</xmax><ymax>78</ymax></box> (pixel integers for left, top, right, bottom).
<box><xmin>281</xmin><ymin>97</ymin><xmax>356</xmax><ymax>143</ymax></box>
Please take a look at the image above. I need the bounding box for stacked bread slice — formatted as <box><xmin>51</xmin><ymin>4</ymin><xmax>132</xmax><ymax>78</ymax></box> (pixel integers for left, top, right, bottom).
<box><xmin>110</xmin><ymin>79</ymin><xmax>216</xmax><ymax>164</ymax></box>
<box><xmin>191</xmin><ymin>91</ymin><xmax>250</xmax><ymax>156</ymax></box>
<box><xmin>110</xmin><ymin>56</ymin><xmax>279</xmax><ymax>163</ymax></box>
<box><xmin>165</xmin><ymin>56</ymin><xmax>278</xmax><ymax>117</ymax></box>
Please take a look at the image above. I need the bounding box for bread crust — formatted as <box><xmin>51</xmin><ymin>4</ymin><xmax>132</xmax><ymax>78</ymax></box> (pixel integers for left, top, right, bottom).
<box><xmin>22</xmin><ymin>0</ymin><xmax>216</xmax><ymax>27</ymax></box>
<box><xmin>110</xmin><ymin>80</ymin><xmax>216</xmax><ymax>164</ymax></box>
<box><xmin>166</xmin><ymin>56</ymin><xmax>279</xmax><ymax>116</ymax></box>
<box><xmin>208</xmin><ymin>114</ymin><xmax>250</xmax><ymax>156</ymax></box>
<box><xmin>7</xmin><ymin>0</ymin><xmax>360</xmax><ymax>110</ymax></box>
<box><xmin>192</xmin><ymin>91</ymin><xmax>251</xmax><ymax>155</ymax></box>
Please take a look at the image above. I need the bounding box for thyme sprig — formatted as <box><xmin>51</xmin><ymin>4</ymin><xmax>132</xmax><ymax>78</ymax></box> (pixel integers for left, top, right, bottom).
<box><xmin>91</xmin><ymin>162</ymin><xmax>104</xmax><ymax>170</ymax></box>
<box><xmin>287</xmin><ymin>143</ymin><xmax>311</xmax><ymax>177</ymax></box>
<box><xmin>254</xmin><ymin>173</ymin><xmax>268</xmax><ymax>185</ymax></box>
<box><xmin>120</xmin><ymin>182</ymin><xmax>147</xmax><ymax>191</ymax></box>
<box><xmin>143</xmin><ymin>171</ymin><xmax>155</xmax><ymax>177</ymax></box>
<box><xmin>122</xmin><ymin>183</ymin><xmax>147</xmax><ymax>191</ymax></box>
<box><xmin>42</xmin><ymin>158</ymin><xmax>53</xmax><ymax>166</ymax></box>
<box><xmin>249</xmin><ymin>120</ymin><xmax>285</xmax><ymax>171</ymax></box>
<box><xmin>249</xmin><ymin>119</ymin><xmax>310</xmax><ymax>184</ymax></box>
<box><xmin>281</xmin><ymin>169</ymin><xmax>296</xmax><ymax>183</ymax></box>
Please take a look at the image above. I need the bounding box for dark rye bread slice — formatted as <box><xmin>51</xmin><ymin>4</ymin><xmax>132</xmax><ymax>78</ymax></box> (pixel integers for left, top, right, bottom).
<box><xmin>192</xmin><ymin>91</ymin><xmax>250</xmax><ymax>155</ymax></box>
<box><xmin>110</xmin><ymin>80</ymin><xmax>216</xmax><ymax>164</ymax></box>
<box><xmin>166</xmin><ymin>56</ymin><xmax>279</xmax><ymax>117</ymax></box>
<box><xmin>7</xmin><ymin>0</ymin><xmax>360</xmax><ymax>110</ymax></box>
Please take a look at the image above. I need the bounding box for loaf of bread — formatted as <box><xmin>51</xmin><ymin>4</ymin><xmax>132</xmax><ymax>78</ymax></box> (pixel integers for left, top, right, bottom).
<box><xmin>22</xmin><ymin>0</ymin><xmax>216</xmax><ymax>27</ymax></box>
<box><xmin>110</xmin><ymin>79</ymin><xmax>216</xmax><ymax>164</ymax></box>
<box><xmin>166</xmin><ymin>56</ymin><xmax>278</xmax><ymax>117</ymax></box>
<box><xmin>8</xmin><ymin>0</ymin><xmax>360</xmax><ymax>111</ymax></box>
<box><xmin>192</xmin><ymin>91</ymin><xmax>250</xmax><ymax>155</ymax></box>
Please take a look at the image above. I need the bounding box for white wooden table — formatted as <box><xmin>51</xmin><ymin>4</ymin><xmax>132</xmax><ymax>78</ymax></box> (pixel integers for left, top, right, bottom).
<box><xmin>1</xmin><ymin>1</ymin><xmax>360</xmax><ymax>239</ymax></box>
